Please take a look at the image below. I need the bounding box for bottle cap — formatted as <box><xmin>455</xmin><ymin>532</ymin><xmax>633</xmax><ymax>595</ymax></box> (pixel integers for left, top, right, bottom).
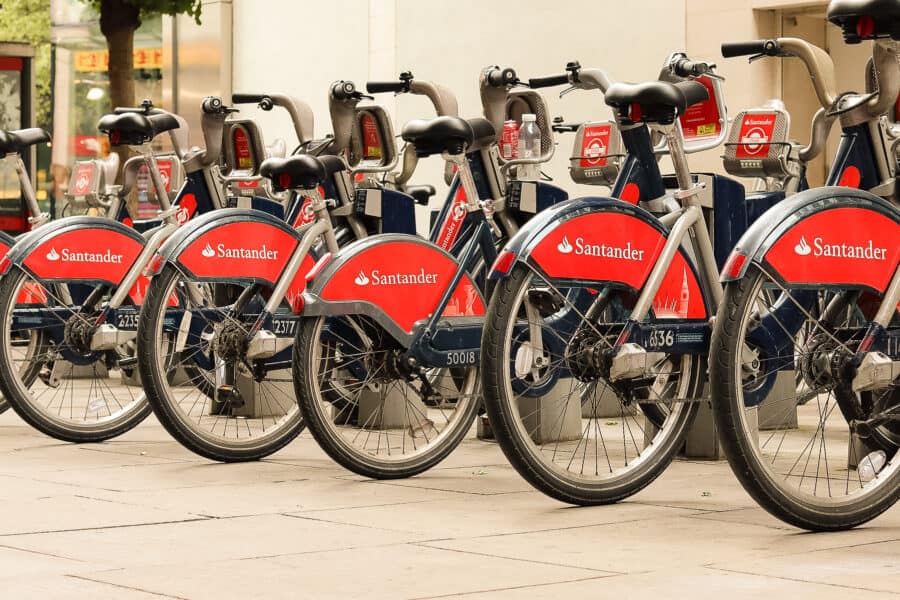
<box><xmin>522</xmin><ymin>113</ymin><xmax>536</xmax><ymax>122</ymax></box>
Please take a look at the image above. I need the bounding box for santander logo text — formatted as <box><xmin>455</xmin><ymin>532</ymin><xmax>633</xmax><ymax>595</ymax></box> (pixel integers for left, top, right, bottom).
<box><xmin>353</xmin><ymin>268</ymin><xmax>439</xmax><ymax>287</ymax></box>
<box><xmin>45</xmin><ymin>247</ymin><xmax>123</xmax><ymax>264</ymax></box>
<box><xmin>793</xmin><ymin>235</ymin><xmax>887</xmax><ymax>261</ymax></box>
<box><xmin>556</xmin><ymin>236</ymin><xmax>645</xmax><ymax>261</ymax></box>
<box><xmin>199</xmin><ymin>242</ymin><xmax>280</xmax><ymax>261</ymax></box>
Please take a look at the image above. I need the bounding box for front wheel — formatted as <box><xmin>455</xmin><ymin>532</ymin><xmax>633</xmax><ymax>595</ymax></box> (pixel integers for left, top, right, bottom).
<box><xmin>294</xmin><ymin>313</ymin><xmax>479</xmax><ymax>479</ymax></box>
<box><xmin>481</xmin><ymin>263</ymin><xmax>702</xmax><ymax>505</ymax></box>
<box><xmin>710</xmin><ymin>264</ymin><xmax>900</xmax><ymax>531</ymax></box>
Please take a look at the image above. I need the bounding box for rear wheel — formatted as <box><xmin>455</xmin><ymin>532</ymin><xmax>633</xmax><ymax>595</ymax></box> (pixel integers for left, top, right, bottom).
<box><xmin>294</xmin><ymin>313</ymin><xmax>479</xmax><ymax>479</ymax></box>
<box><xmin>711</xmin><ymin>264</ymin><xmax>900</xmax><ymax>530</ymax></box>
<box><xmin>0</xmin><ymin>267</ymin><xmax>151</xmax><ymax>441</ymax></box>
<box><xmin>138</xmin><ymin>264</ymin><xmax>305</xmax><ymax>462</ymax></box>
<box><xmin>481</xmin><ymin>263</ymin><xmax>702</xmax><ymax>505</ymax></box>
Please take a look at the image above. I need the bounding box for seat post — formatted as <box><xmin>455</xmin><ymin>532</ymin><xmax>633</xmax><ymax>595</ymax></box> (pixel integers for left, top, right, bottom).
<box><xmin>444</xmin><ymin>152</ymin><xmax>480</xmax><ymax>210</ymax></box>
<box><xmin>10</xmin><ymin>154</ymin><xmax>48</xmax><ymax>227</ymax></box>
<box><xmin>660</xmin><ymin>124</ymin><xmax>694</xmax><ymax>195</ymax></box>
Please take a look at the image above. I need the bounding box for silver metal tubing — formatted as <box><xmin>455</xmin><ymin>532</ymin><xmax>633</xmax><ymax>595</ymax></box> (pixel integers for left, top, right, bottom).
<box><xmin>448</xmin><ymin>153</ymin><xmax>481</xmax><ymax>211</ymax></box>
<box><xmin>262</xmin><ymin>218</ymin><xmax>332</xmax><ymax>314</ymax></box>
<box><xmin>629</xmin><ymin>204</ymin><xmax>703</xmax><ymax>321</ymax></box>
<box><xmin>798</xmin><ymin>108</ymin><xmax>836</xmax><ymax>163</ymax></box>
<box><xmin>13</xmin><ymin>155</ymin><xmax>45</xmax><ymax>222</ymax></box>
<box><xmin>107</xmin><ymin>221</ymin><xmax>179</xmax><ymax>308</ymax></box>
<box><xmin>144</xmin><ymin>152</ymin><xmax>173</xmax><ymax>213</ymax></box>
<box><xmin>662</xmin><ymin>126</ymin><xmax>693</xmax><ymax>192</ymax></box>
<box><xmin>874</xmin><ymin>265</ymin><xmax>900</xmax><ymax>328</ymax></box>
<box><xmin>688</xmin><ymin>207</ymin><xmax>724</xmax><ymax>307</ymax></box>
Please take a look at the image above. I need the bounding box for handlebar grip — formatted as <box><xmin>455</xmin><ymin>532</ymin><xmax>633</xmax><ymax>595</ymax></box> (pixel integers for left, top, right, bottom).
<box><xmin>232</xmin><ymin>93</ymin><xmax>267</xmax><ymax>104</ymax></box>
<box><xmin>331</xmin><ymin>81</ymin><xmax>357</xmax><ymax>101</ymax></box>
<box><xmin>673</xmin><ymin>59</ymin><xmax>711</xmax><ymax>78</ymax></box>
<box><xmin>487</xmin><ymin>67</ymin><xmax>517</xmax><ymax>87</ymax></box>
<box><xmin>201</xmin><ymin>96</ymin><xmax>224</xmax><ymax>115</ymax></box>
<box><xmin>366</xmin><ymin>81</ymin><xmax>407</xmax><ymax>94</ymax></box>
<box><xmin>528</xmin><ymin>74</ymin><xmax>570</xmax><ymax>89</ymax></box>
<box><xmin>721</xmin><ymin>40</ymin><xmax>777</xmax><ymax>58</ymax></box>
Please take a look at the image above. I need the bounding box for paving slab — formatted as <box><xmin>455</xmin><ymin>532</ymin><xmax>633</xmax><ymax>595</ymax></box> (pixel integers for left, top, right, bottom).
<box><xmin>451</xmin><ymin>567</ymin><xmax>900</xmax><ymax>600</ymax></box>
<box><xmin>0</xmin><ymin>410</ymin><xmax>899</xmax><ymax>598</ymax></box>
<box><xmin>86</xmin><ymin>544</ymin><xmax>616</xmax><ymax>600</ymax></box>
<box><xmin>1</xmin><ymin>513</ymin><xmax>427</xmax><ymax>569</ymax></box>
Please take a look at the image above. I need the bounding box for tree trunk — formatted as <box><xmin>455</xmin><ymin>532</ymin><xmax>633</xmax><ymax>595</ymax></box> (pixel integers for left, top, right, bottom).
<box><xmin>99</xmin><ymin>0</ymin><xmax>140</xmax><ymax>182</ymax></box>
<box><xmin>105</xmin><ymin>26</ymin><xmax>135</xmax><ymax>113</ymax></box>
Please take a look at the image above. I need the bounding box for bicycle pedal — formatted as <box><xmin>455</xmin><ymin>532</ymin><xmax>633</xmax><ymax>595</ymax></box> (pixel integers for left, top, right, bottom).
<box><xmin>216</xmin><ymin>385</ymin><xmax>244</xmax><ymax>409</ymax></box>
<box><xmin>38</xmin><ymin>364</ymin><xmax>60</xmax><ymax>388</ymax></box>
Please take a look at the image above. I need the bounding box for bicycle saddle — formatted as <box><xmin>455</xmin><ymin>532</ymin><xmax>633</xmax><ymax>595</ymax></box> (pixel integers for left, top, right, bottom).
<box><xmin>0</xmin><ymin>128</ymin><xmax>50</xmax><ymax>155</ymax></box>
<box><xmin>828</xmin><ymin>0</ymin><xmax>900</xmax><ymax>40</ymax></box>
<box><xmin>402</xmin><ymin>116</ymin><xmax>474</xmax><ymax>157</ymax></box>
<box><xmin>260</xmin><ymin>154</ymin><xmax>326</xmax><ymax>190</ymax></box>
<box><xmin>605</xmin><ymin>80</ymin><xmax>708</xmax><ymax>125</ymax></box>
<box><xmin>468</xmin><ymin>118</ymin><xmax>497</xmax><ymax>151</ymax></box>
<box><xmin>97</xmin><ymin>112</ymin><xmax>180</xmax><ymax>145</ymax></box>
<box><xmin>317</xmin><ymin>155</ymin><xmax>348</xmax><ymax>177</ymax></box>
<box><xmin>407</xmin><ymin>184</ymin><xmax>436</xmax><ymax>205</ymax></box>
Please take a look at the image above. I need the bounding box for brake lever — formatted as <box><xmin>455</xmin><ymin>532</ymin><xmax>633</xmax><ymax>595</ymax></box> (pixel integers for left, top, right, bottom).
<box><xmin>559</xmin><ymin>86</ymin><xmax>579</xmax><ymax>98</ymax></box>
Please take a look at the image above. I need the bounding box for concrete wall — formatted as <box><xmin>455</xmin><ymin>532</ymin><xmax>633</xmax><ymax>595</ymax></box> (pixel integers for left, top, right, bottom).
<box><xmin>228</xmin><ymin>0</ymin><xmax>876</xmax><ymax>231</ymax></box>
<box><xmin>231</xmin><ymin>0</ymin><xmax>686</xmax><ymax>230</ymax></box>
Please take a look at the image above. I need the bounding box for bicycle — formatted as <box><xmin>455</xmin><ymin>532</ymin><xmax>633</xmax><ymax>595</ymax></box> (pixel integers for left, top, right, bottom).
<box><xmin>135</xmin><ymin>75</ymin><xmax>450</xmax><ymax>461</ymax></box>
<box><xmin>290</xmin><ymin>65</ymin><xmax>578</xmax><ymax>479</ymax></box>
<box><xmin>0</xmin><ymin>96</ymin><xmax>294</xmax><ymax>442</ymax></box>
<box><xmin>477</xmin><ymin>53</ymin><xmax>805</xmax><ymax>505</ymax></box>
<box><xmin>710</xmin><ymin>0</ymin><xmax>900</xmax><ymax>531</ymax></box>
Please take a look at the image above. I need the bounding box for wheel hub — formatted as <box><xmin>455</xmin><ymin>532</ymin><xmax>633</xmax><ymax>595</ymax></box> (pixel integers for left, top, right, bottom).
<box><xmin>63</xmin><ymin>314</ymin><xmax>98</xmax><ymax>354</ymax></box>
<box><xmin>566</xmin><ymin>329</ymin><xmax>610</xmax><ymax>382</ymax></box>
<box><xmin>213</xmin><ymin>321</ymin><xmax>249</xmax><ymax>363</ymax></box>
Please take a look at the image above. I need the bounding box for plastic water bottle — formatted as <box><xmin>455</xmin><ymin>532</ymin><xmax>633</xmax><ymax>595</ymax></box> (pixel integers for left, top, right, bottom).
<box><xmin>858</xmin><ymin>449</ymin><xmax>887</xmax><ymax>482</ymax></box>
<box><xmin>517</xmin><ymin>113</ymin><xmax>541</xmax><ymax>181</ymax></box>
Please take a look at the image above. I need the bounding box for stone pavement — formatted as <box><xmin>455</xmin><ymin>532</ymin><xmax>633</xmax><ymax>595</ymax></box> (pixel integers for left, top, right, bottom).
<box><xmin>1</xmin><ymin>410</ymin><xmax>899</xmax><ymax>599</ymax></box>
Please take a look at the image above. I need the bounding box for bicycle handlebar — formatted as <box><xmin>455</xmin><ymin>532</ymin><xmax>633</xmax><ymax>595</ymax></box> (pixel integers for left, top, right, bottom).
<box><xmin>528</xmin><ymin>73</ymin><xmax>570</xmax><ymax>88</ymax></box>
<box><xmin>331</xmin><ymin>81</ymin><xmax>358</xmax><ymax>101</ymax></box>
<box><xmin>486</xmin><ymin>67</ymin><xmax>518</xmax><ymax>87</ymax></box>
<box><xmin>672</xmin><ymin>58</ymin><xmax>716</xmax><ymax>78</ymax></box>
<box><xmin>366</xmin><ymin>81</ymin><xmax>408</xmax><ymax>94</ymax></box>
<box><xmin>721</xmin><ymin>40</ymin><xmax>779</xmax><ymax>58</ymax></box>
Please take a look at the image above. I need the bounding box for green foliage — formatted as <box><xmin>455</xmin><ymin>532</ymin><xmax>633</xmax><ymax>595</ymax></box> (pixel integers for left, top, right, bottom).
<box><xmin>0</xmin><ymin>0</ymin><xmax>52</xmax><ymax>129</ymax></box>
<box><xmin>82</xmin><ymin>0</ymin><xmax>203</xmax><ymax>24</ymax></box>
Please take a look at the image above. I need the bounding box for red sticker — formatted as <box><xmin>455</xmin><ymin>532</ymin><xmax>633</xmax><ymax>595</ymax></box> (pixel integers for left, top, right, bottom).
<box><xmin>23</xmin><ymin>227</ymin><xmax>145</xmax><ymax>284</ymax></box>
<box><xmin>178</xmin><ymin>221</ymin><xmax>299</xmax><ymax>285</ymax></box>
<box><xmin>734</xmin><ymin>113</ymin><xmax>777</xmax><ymax>158</ymax></box>
<box><xmin>679</xmin><ymin>76</ymin><xmax>721</xmax><ymax>141</ymax></box>
<box><xmin>292</xmin><ymin>197</ymin><xmax>317</xmax><ymax>227</ymax></box>
<box><xmin>435</xmin><ymin>185</ymin><xmax>468</xmax><ymax>251</ymax></box>
<box><xmin>155</xmin><ymin>158</ymin><xmax>173</xmax><ymax>193</ymax></box>
<box><xmin>361</xmin><ymin>113</ymin><xmax>382</xmax><ymax>160</ymax></box>
<box><xmin>580</xmin><ymin>124</ymin><xmax>611</xmax><ymax>168</ymax></box>
<box><xmin>620</xmin><ymin>182</ymin><xmax>640</xmax><ymax>205</ymax></box>
<box><xmin>233</xmin><ymin>127</ymin><xmax>253</xmax><ymax>170</ymax></box>
<box><xmin>838</xmin><ymin>166</ymin><xmax>861</xmax><ymax>188</ymax></box>
<box><xmin>175</xmin><ymin>193</ymin><xmax>197</xmax><ymax>225</ymax></box>
<box><xmin>529</xmin><ymin>212</ymin><xmax>706</xmax><ymax>318</ymax></box>
<box><xmin>71</xmin><ymin>163</ymin><xmax>94</xmax><ymax>196</ymax></box>
<box><xmin>765</xmin><ymin>207</ymin><xmax>900</xmax><ymax>291</ymax></box>
<box><xmin>320</xmin><ymin>240</ymin><xmax>485</xmax><ymax>332</ymax></box>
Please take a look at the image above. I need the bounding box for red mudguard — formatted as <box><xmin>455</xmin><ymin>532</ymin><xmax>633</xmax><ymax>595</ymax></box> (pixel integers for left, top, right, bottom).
<box><xmin>503</xmin><ymin>198</ymin><xmax>709</xmax><ymax>320</ymax></box>
<box><xmin>309</xmin><ymin>235</ymin><xmax>486</xmax><ymax>334</ymax></box>
<box><xmin>722</xmin><ymin>187</ymin><xmax>900</xmax><ymax>293</ymax></box>
<box><xmin>1</xmin><ymin>217</ymin><xmax>145</xmax><ymax>286</ymax></box>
